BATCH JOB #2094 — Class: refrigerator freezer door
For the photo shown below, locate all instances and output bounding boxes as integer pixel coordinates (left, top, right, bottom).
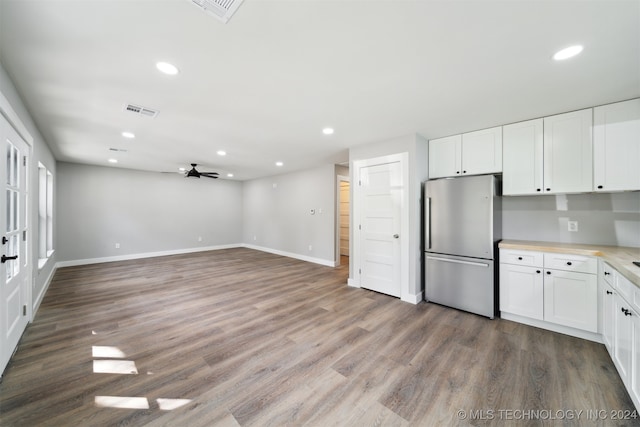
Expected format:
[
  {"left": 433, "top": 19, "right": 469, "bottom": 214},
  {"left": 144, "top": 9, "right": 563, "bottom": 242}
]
[
  {"left": 425, "top": 254, "right": 495, "bottom": 318},
  {"left": 425, "top": 175, "right": 496, "bottom": 259}
]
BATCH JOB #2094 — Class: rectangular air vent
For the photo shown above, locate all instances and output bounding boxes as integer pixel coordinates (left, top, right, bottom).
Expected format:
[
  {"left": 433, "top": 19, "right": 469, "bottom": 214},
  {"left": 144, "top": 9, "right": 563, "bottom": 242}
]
[
  {"left": 124, "top": 103, "right": 159, "bottom": 118},
  {"left": 109, "top": 148, "right": 128, "bottom": 152},
  {"left": 189, "top": 0, "right": 245, "bottom": 23}
]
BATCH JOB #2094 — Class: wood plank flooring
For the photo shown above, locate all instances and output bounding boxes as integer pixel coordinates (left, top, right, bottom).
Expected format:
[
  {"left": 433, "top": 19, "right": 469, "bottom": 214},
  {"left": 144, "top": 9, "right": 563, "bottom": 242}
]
[{"left": 0, "top": 248, "right": 636, "bottom": 426}]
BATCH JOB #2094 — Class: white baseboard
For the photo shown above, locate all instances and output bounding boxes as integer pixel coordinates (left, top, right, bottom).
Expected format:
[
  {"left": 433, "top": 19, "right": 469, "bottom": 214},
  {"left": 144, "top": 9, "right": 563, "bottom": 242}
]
[
  {"left": 401, "top": 291, "right": 423, "bottom": 305},
  {"left": 241, "top": 244, "right": 337, "bottom": 267},
  {"left": 33, "top": 263, "right": 57, "bottom": 317},
  {"left": 56, "top": 243, "right": 338, "bottom": 269},
  {"left": 56, "top": 244, "right": 243, "bottom": 268},
  {"left": 347, "top": 278, "right": 359, "bottom": 288}
]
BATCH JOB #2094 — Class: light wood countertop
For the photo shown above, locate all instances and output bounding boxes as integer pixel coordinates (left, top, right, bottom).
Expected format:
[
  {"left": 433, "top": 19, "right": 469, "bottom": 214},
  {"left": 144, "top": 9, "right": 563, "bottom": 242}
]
[{"left": 499, "top": 240, "right": 640, "bottom": 288}]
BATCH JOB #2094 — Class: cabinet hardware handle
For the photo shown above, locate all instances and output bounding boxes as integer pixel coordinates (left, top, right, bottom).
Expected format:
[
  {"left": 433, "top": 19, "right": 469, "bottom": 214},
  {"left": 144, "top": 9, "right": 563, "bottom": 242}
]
[
  {"left": 518, "top": 257, "right": 523, "bottom": 260},
  {"left": 597, "top": 185, "right": 603, "bottom": 189},
  {"left": 604, "top": 272, "right": 610, "bottom": 276},
  {"left": 566, "top": 261, "right": 572, "bottom": 266},
  {"left": 463, "top": 170, "right": 467, "bottom": 173},
  {"left": 626, "top": 311, "right": 633, "bottom": 317},
  {"left": 456, "top": 171, "right": 460, "bottom": 174},
  {"left": 536, "top": 270, "right": 541, "bottom": 274},
  {"left": 546, "top": 271, "right": 551, "bottom": 275},
  {"left": 536, "top": 188, "right": 541, "bottom": 192},
  {"left": 606, "top": 290, "right": 613, "bottom": 295},
  {"left": 1, "top": 236, "right": 7, "bottom": 245},
  {"left": 546, "top": 188, "right": 551, "bottom": 191}
]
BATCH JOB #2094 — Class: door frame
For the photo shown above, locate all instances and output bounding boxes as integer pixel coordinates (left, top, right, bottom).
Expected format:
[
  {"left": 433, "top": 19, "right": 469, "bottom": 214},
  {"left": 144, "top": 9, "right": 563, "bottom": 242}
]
[
  {"left": 351, "top": 152, "right": 409, "bottom": 300},
  {"left": 335, "top": 174, "right": 349, "bottom": 266}
]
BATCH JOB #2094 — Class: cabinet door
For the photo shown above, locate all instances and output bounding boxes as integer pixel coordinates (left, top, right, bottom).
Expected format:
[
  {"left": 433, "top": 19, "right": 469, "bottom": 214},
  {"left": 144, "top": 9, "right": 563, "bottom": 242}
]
[
  {"left": 500, "top": 263, "right": 543, "bottom": 320},
  {"left": 543, "top": 108, "right": 593, "bottom": 194},
  {"left": 630, "top": 308, "right": 640, "bottom": 410},
  {"left": 543, "top": 269, "right": 597, "bottom": 332},
  {"left": 603, "top": 284, "right": 616, "bottom": 355},
  {"left": 614, "top": 294, "right": 632, "bottom": 386},
  {"left": 428, "top": 135, "right": 461, "bottom": 178},
  {"left": 594, "top": 98, "right": 640, "bottom": 192},
  {"left": 502, "top": 119, "right": 543, "bottom": 195},
  {"left": 461, "top": 126, "right": 502, "bottom": 175}
]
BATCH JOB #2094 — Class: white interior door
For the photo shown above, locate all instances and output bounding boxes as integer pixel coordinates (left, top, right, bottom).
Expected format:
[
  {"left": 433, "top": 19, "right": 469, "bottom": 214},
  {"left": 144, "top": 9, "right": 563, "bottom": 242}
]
[
  {"left": 0, "top": 115, "right": 30, "bottom": 376},
  {"left": 358, "top": 161, "right": 401, "bottom": 297}
]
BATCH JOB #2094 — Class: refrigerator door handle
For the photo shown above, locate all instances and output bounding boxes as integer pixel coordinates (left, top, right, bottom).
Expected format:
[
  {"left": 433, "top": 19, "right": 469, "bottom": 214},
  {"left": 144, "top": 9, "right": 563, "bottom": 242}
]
[
  {"left": 425, "top": 197, "right": 431, "bottom": 250},
  {"left": 426, "top": 255, "right": 490, "bottom": 268}
]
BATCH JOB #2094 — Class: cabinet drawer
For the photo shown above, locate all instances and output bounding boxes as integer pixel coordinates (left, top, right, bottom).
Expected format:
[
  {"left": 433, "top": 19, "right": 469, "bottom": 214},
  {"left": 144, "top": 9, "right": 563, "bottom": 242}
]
[
  {"left": 602, "top": 261, "right": 616, "bottom": 287},
  {"left": 500, "top": 249, "right": 543, "bottom": 267},
  {"left": 543, "top": 253, "right": 597, "bottom": 274},
  {"left": 617, "top": 272, "right": 634, "bottom": 304},
  {"left": 630, "top": 279, "right": 640, "bottom": 316}
]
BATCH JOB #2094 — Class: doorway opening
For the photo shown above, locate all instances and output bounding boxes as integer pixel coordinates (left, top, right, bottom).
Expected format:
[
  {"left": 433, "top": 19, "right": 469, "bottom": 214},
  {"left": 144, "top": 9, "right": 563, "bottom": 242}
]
[{"left": 337, "top": 175, "right": 350, "bottom": 266}]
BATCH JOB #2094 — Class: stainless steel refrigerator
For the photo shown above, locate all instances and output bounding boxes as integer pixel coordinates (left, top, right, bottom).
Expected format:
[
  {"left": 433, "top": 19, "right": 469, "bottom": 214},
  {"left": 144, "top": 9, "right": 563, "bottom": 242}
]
[{"left": 424, "top": 174, "right": 501, "bottom": 318}]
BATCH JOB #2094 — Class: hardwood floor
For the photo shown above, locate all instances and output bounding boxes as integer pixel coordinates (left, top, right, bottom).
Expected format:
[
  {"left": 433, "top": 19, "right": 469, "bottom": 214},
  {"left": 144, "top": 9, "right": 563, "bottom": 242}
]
[{"left": 0, "top": 248, "right": 636, "bottom": 426}]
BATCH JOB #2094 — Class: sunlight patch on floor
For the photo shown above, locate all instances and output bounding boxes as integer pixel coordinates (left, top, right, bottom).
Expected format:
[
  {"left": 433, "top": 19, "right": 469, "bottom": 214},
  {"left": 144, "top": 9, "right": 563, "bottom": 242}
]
[
  {"left": 92, "top": 345, "right": 126, "bottom": 358},
  {"left": 93, "top": 360, "right": 138, "bottom": 374},
  {"left": 95, "top": 396, "right": 149, "bottom": 409},
  {"left": 157, "top": 398, "right": 193, "bottom": 411}
]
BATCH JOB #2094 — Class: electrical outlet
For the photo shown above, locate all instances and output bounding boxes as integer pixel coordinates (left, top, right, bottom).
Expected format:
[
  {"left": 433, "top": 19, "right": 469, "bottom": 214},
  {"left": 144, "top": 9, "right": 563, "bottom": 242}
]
[
  {"left": 568, "top": 221, "right": 578, "bottom": 232},
  {"left": 308, "top": 245, "right": 313, "bottom": 251},
  {"left": 253, "top": 235, "right": 257, "bottom": 241},
  {"left": 115, "top": 243, "right": 120, "bottom": 249},
  {"left": 198, "top": 236, "right": 203, "bottom": 242}
]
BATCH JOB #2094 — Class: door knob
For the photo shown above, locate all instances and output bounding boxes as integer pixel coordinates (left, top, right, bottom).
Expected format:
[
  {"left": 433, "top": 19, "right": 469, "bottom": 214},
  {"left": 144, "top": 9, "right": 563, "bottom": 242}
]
[
  {"left": 1, "top": 254, "right": 18, "bottom": 263},
  {"left": 393, "top": 234, "right": 399, "bottom": 239}
]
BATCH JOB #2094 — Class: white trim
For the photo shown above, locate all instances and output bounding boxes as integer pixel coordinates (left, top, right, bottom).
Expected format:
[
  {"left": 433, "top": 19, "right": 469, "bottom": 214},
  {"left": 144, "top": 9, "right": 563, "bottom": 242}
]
[
  {"left": 242, "top": 244, "right": 337, "bottom": 267},
  {"left": 500, "top": 312, "right": 603, "bottom": 343},
  {"left": 56, "top": 244, "right": 243, "bottom": 268},
  {"left": 352, "top": 152, "right": 410, "bottom": 301},
  {"left": 33, "top": 263, "right": 57, "bottom": 317},
  {"left": 0, "top": 90, "right": 33, "bottom": 146},
  {"left": 55, "top": 243, "right": 337, "bottom": 269},
  {"left": 347, "top": 278, "right": 360, "bottom": 288},
  {"left": 401, "top": 290, "right": 423, "bottom": 305}
]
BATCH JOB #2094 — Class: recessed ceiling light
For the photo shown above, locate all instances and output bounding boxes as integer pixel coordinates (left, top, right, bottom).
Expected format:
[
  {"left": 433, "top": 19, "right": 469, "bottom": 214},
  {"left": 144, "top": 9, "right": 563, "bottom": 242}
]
[
  {"left": 217, "top": 150, "right": 227, "bottom": 156},
  {"left": 553, "top": 45, "right": 583, "bottom": 61},
  {"left": 121, "top": 131, "right": 135, "bottom": 139},
  {"left": 156, "top": 61, "right": 179, "bottom": 75},
  {"left": 227, "top": 173, "right": 234, "bottom": 178},
  {"left": 275, "top": 161, "right": 283, "bottom": 167},
  {"left": 322, "top": 127, "right": 334, "bottom": 135},
  {"left": 108, "top": 158, "right": 118, "bottom": 164}
]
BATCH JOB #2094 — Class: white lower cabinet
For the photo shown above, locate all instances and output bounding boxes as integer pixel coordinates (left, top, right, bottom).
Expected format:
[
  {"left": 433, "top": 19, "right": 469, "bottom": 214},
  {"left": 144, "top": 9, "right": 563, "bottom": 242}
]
[
  {"left": 500, "top": 249, "right": 597, "bottom": 334},
  {"left": 543, "top": 269, "right": 597, "bottom": 332},
  {"left": 601, "top": 261, "right": 640, "bottom": 410}
]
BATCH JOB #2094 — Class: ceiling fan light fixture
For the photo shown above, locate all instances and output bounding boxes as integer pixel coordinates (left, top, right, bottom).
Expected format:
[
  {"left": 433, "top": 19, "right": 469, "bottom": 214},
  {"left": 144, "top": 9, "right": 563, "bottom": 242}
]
[
  {"left": 121, "top": 131, "right": 135, "bottom": 139},
  {"left": 275, "top": 161, "right": 283, "bottom": 167},
  {"left": 322, "top": 127, "right": 334, "bottom": 135},
  {"left": 217, "top": 150, "right": 226, "bottom": 156}
]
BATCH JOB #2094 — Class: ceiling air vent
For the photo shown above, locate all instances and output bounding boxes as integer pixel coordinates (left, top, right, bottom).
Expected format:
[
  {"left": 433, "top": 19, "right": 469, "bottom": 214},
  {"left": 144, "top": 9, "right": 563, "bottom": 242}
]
[
  {"left": 188, "top": 0, "right": 245, "bottom": 24},
  {"left": 124, "top": 103, "right": 159, "bottom": 118}
]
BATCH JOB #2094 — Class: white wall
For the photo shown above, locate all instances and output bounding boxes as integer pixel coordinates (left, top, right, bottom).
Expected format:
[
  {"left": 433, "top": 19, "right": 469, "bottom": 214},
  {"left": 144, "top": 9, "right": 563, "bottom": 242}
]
[
  {"left": 503, "top": 192, "right": 640, "bottom": 247},
  {"left": 349, "top": 133, "right": 429, "bottom": 302},
  {"left": 242, "top": 164, "right": 336, "bottom": 266},
  {"left": 0, "top": 62, "right": 57, "bottom": 312},
  {"left": 56, "top": 162, "right": 243, "bottom": 263}
]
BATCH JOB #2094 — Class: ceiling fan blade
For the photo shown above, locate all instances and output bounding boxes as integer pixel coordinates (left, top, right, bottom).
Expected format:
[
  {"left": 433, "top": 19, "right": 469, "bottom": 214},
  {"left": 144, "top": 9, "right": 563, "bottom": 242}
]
[
  {"left": 200, "top": 172, "right": 219, "bottom": 176},
  {"left": 202, "top": 174, "right": 218, "bottom": 179}
]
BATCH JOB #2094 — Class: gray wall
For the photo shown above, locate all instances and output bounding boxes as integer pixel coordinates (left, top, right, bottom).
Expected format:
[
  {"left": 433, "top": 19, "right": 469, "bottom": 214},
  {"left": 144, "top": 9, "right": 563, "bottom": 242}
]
[
  {"left": 503, "top": 192, "right": 640, "bottom": 247},
  {"left": 242, "top": 164, "right": 336, "bottom": 264},
  {"left": 0, "top": 62, "right": 57, "bottom": 310},
  {"left": 56, "top": 162, "right": 243, "bottom": 262}
]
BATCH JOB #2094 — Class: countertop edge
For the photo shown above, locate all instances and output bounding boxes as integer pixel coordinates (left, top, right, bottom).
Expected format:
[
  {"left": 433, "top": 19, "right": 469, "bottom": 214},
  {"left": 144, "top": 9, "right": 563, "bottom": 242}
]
[{"left": 499, "top": 240, "right": 640, "bottom": 288}]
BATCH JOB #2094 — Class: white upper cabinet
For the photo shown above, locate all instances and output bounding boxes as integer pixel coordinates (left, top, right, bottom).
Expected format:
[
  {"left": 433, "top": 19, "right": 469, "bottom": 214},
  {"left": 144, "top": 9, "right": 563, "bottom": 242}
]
[
  {"left": 543, "top": 108, "right": 593, "bottom": 194},
  {"left": 503, "top": 118, "right": 544, "bottom": 195},
  {"left": 461, "top": 127, "right": 503, "bottom": 175},
  {"left": 428, "top": 134, "right": 461, "bottom": 178},
  {"left": 428, "top": 127, "right": 502, "bottom": 179},
  {"left": 593, "top": 98, "right": 640, "bottom": 192}
]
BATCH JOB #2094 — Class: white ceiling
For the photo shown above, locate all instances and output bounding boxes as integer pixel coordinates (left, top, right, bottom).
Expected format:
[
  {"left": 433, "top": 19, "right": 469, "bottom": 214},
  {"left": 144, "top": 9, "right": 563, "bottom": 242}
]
[{"left": 0, "top": 0, "right": 638, "bottom": 181}]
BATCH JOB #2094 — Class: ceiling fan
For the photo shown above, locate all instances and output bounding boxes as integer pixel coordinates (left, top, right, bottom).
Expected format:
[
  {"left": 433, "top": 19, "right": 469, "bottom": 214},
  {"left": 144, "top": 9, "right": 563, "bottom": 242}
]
[{"left": 185, "top": 163, "right": 219, "bottom": 179}]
